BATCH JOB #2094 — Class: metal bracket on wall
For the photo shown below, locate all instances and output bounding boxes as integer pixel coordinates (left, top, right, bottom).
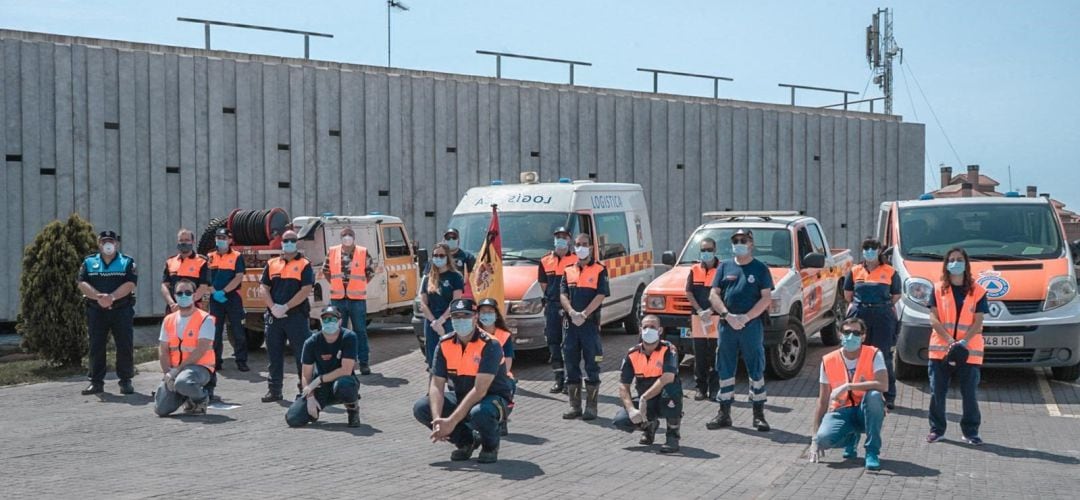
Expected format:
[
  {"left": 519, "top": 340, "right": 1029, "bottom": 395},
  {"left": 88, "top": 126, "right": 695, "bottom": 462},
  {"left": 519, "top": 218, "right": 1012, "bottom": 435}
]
[
  {"left": 177, "top": 17, "right": 333, "bottom": 59},
  {"left": 476, "top": 50, "right": 591, "bottom": 85},
  {"left": 636, "top": 68, "right": 733, "bottom": 98}
]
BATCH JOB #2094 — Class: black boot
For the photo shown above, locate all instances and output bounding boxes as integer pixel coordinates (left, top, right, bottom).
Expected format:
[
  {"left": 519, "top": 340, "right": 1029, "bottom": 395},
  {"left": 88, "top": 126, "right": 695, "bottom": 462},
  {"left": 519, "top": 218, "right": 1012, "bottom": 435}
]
[
  {"left": 639, "top": 420, "right": 659, "bottom": 445},
  {"left": 752, "top": 402, "right": 770, "bottom": 432},
  {"left": 346, "top": 405, "right": 360, "bottom": 427},
  {"left": 499, "top": 420, "right": 509, "bottom": 436},
  {"left": 549, "top": 370, "right": 566, "bottom": 394},
  {"left": 706, "top": 402, "right": 732, "bottom": 429},
  {"left": 477, "top": 445, "right": 499, "bottom": 464},
  {"left": 450, "top": 440, "right": 479, "bottom": 461},
  {"left": 582, "top": 383, "right": 599, "bottom": 421},
  {"left": 81, "top": 383, "right": 104, "bottom": 395},
  {"left": 660, "top": 419, "right": 681, "bottom": 453},
  {"left": 562, "top": 384, "right": 583, "bottom": 419}
]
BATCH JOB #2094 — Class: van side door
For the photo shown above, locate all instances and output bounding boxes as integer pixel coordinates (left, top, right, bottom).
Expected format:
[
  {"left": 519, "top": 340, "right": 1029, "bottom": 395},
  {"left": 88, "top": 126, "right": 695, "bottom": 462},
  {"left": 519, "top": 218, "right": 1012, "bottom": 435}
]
[{"left": 381, "top": 223, "right": 417, "bottom": 309}]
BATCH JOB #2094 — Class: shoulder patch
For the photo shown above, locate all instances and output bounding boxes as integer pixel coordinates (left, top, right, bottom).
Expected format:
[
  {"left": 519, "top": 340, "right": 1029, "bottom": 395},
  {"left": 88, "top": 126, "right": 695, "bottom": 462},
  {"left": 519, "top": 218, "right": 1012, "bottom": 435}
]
[
  {"left": 438, "top": 332, "right": 457, "bottom": 342},
  {"left": 627, "top": 344, "right": 643, "bottom": 353}
]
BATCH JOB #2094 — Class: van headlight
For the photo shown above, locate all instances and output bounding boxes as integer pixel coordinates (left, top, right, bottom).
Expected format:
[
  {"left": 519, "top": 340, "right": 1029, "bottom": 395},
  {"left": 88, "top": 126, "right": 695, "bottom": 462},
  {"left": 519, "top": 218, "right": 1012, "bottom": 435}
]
[
  {"left": 646, "top": 295, "right": 666, "bottom": 310},
  {"left": 904, "top": 278, "right": 934, "bottom": 308},
  {"left": 508, "top": 298, "right": 544, "bottom": 315},
  {"left": 1045, "top": 276, "right": 1078, "bottom": 311},
  {"left": 413, "top": 297, "right": 422, "bottom": 318},
  {"left": 769, "top": 300, "right": 782, "bottom": 315}
]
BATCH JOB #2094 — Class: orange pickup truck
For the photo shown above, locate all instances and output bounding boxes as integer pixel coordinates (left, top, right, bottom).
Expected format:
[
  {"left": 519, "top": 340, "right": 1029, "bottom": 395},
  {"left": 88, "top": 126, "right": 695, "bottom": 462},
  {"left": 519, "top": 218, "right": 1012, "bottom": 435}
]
[{"left": 642, "top": 212, "right": 853, "bottom": 379}]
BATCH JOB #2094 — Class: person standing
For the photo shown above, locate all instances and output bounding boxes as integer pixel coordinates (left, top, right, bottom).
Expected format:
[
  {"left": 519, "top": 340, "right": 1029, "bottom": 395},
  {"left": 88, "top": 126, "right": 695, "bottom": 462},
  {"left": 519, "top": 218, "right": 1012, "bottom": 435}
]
[
  {"left": 926, "top": 248, "right": 988, "bottom": 446},
  {"left": 77, "top": 230, "right": 138, "bottom": 395},
  {"left": 160, "top": 228, "right": 210, "bottom": 313},
  {"left": 613, "top": 315, "right": 683, "bottom": 453},
  {"left": 560, "top": 233, "right": 609, "bottom": 421},
  {"left": 323, "top": 226, "right": 374, "bottom": 375},
  {"left": 706, "top": 229, "right": 774, "bottom": 432},
  {"left": 419, "top": 242, "right": 464, "bottom": 369},
  {"left": 443, "top": 228, "right": 476, "bottom": 297},
  {"left": 808, "top": 318, "right": 888, "bottom": 471},
  {"left": 208, "top": 228, "right": 248, "bottom": 372},
  {"left": 154, "top": 279, "right": 216, "bottom": 417},
  {"left": 843, "top": 238, "right": 901, "bottom": 408},
  {"left": 686, "top": 237, "right": 720, "bottom": 401},
  {"left": 259, "top": 229, "right": 315, "bottom": 402},
  {"left": 286, "top": 306, "right": 361, "bottom": 428},
  {"left": 538, "top": 226, "right": 577, "bottom": 394}
]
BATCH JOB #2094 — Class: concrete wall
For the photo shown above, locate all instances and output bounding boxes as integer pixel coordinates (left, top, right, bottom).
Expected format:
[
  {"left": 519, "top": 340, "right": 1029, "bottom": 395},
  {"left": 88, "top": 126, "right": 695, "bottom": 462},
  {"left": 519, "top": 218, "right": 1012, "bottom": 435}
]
[{"left": 0, "top": 30, "right": 925, "bottom": 320}]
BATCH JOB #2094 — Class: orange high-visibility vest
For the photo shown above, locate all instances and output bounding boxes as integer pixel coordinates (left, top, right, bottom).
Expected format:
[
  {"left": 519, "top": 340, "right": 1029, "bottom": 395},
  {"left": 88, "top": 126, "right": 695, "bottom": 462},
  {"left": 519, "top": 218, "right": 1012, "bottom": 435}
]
[
  {"left": 541, "top": 252, "right": 578, "bottom": 277},
  {"left": 930, "top": 282, "right": 986, "bottom": 365},
  {"left": 628, "top": 342, "right": 672, "bottom": 379},
  {"left": 851, "top": 264, "right": 896, "bottom": 287},
  {"left": 266, "top": 255, "right": 310, "bottom": 280},
  {"left": 440, "top": 334, "right": 495, "bottom": 377},
  {"left": 690, "top": 263, "right": 719, "bottom": 338},
  {"left": 564, "top": 262, "right": 605, "bottom": 290},
  {"left": 209, "top": 250, "right": 240, "bottom": 271},
  {"left": 166, "top": 254, "right": 207, "bottom": 281},
  {"left": 327, "top": 245, "right": 368, "bottom": 300},
  {"left": 492, "top": 327, "right": 514, "bottom": 378},
  {"left": 163, "top": 308, "right": 216, "bottom": 372},
  {"left": 822, "top": 345, "right": 881, "bottom": 410}
]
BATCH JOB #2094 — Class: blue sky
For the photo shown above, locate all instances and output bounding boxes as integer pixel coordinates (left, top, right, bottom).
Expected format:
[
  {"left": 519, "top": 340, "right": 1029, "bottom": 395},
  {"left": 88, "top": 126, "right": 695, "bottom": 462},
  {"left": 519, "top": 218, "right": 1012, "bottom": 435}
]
[{"left": 3, "top": 0, "right": 1078, "bottom": 208}]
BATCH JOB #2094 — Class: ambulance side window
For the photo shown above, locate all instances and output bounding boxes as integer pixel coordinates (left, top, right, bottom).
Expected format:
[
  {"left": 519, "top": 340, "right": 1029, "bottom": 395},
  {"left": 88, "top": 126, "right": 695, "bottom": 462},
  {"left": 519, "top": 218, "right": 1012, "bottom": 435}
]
[
  {"left": 382, "top": 226, "right": 410, "bottom": 258},
  {"left": 595, "top": 213, "right": 630, "bottom": 259}
]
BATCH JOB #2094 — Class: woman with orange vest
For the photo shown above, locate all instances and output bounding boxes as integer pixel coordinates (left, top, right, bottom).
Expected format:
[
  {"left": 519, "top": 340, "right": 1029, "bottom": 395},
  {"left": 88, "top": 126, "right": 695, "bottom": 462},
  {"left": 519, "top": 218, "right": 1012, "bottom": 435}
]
[
  {"left": 685, "top": 237, "right": 720, "bottom": 401},
  {"left": 322, "top": 226, "right": 375, "bottom": 375},
  {"left": 477, "top": 298, "right": 516, "bottom": 436},
  {"left": 808, "top": 317, "right": 887, "bottom": 471},
  {"left": 926, "top": 247, "right": 988, "bottom": 446},
  {"left": 154, "top": 279, "right": 217, "bottom": 417},
  {"left": 612, "top": 315, "right": 683, "bottom": 453},
  {"left": 843, "top": 238, "right": 902, "bottom": 408}
]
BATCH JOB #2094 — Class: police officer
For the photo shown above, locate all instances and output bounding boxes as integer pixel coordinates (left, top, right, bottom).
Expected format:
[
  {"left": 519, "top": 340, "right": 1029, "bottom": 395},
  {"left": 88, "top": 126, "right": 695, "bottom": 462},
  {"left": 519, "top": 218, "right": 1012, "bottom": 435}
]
[
  {"left": 154, "top": 279, "right": 216, "bottom": 417},
  {"left": 843, "top": 238, "right": 901, "bottom": 408},
  {"left": 77, "top": 230, "right": 138, "bottom": 395},
  {"left": 322, "top": 226, "right": 374, "bottom": 375},
  {"left": 560, "top": 233, "right": 609, "bottom": 421},
  {"left": 208, "top": 228, "right": 248, "bottom": 372},
  {"left": 286, "top": 306, "right": 361, "bottom": 428},
  {"left": 443, "top": 228, "right": 476, "bottom": 296},
  {"left": 686, "top": 237, "right": 720, "bottom": 401},
  {"left": 808, "top": 318, "right": 888, "bottom": 471},
  {"left": 706, "top": 228, "right": 774, "bottom": 432},
  {"left": 160, "top": 228, "right": 210, "bottom": 312},
  {"left": 613, "top": 315, "right": 683, "bottom": 454},
  {"left": 413, "top": 299, "right": 515, "bottom": 464},
  {"left": 259, "top": 229, "right": 315, "bottom": 402},
  {"left": 537, "top": 226, "right": 577, "bottom": 394}
]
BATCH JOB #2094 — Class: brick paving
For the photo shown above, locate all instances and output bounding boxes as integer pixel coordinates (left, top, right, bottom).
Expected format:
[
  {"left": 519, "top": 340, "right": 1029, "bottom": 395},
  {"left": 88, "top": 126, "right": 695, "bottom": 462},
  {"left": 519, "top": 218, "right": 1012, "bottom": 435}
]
[{"left": 1, "top": 325, "right": 1078, "bottom": 499}]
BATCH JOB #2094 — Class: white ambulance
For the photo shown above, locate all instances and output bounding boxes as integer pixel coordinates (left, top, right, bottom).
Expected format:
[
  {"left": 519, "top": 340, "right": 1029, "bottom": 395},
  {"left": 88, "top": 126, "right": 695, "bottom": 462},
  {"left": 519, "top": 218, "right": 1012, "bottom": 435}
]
[{"left": 413, "top": 173, "right": 656, "bottom": 351}]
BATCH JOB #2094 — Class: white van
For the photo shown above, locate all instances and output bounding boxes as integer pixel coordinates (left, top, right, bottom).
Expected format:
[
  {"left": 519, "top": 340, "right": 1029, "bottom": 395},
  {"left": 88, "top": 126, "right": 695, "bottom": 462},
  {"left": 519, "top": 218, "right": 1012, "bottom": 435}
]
[{"left": 413, "top": 174, "right": 656, "bottom": 350}]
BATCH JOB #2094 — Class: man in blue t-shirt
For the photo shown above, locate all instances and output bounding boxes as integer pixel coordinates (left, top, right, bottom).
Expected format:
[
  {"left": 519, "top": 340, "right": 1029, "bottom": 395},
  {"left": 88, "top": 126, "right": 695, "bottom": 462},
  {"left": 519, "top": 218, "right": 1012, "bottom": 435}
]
[
  {"left": 707, "top": 228, "right": 775, "bottom": 432},
  {"left": 286, "top": 306, "right": 361, "bottom": 428}
]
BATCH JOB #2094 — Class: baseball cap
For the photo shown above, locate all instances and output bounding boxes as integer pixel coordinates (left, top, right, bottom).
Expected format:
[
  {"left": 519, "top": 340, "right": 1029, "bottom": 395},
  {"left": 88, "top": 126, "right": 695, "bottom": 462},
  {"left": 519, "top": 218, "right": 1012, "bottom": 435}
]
[
  {"left": 731, "top": 228, "right": 754, "bottom": 241},
  {"left": 450, "top": 298, "right": 476, "bottom": 316},
  {"left": 98, "top": 230, "right": 120, "bottom": 242}
]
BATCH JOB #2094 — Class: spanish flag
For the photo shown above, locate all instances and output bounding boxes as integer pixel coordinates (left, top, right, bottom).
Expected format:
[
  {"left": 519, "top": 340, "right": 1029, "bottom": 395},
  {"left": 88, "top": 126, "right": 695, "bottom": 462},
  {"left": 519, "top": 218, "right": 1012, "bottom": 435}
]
[{"left": 470, "top": 205, "right": 505, "bottom": 315}]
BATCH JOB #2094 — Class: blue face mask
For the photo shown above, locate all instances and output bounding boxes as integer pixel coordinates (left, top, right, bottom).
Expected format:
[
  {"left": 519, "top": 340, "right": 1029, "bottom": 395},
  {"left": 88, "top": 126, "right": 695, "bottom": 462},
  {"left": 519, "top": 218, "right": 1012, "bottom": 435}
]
[
  {"left": 216, "top": 239, "right": 229, "bottom": 251},
  {"left": 281, "top": 241, "right": 298, "bottom": 253},
  {"left": 452, "top": 318, "right": 475, "bottom": 338},
  {"left": 947, "top": 260, "right": 966, "bottom": 276},
  {"left": 841, "top": 333, "right": 863, "bottom": 352},
  {"left": 732, "top": 244, "right": 750, "bottom": 257},
  {"left": 862, "top": 249, "right": 878, "bottom": 261},
  {"left": 554, "top": 238, "right": 569, "bottom": 249},
  {"left": 431, "top": 256, "right": 447, "bottom": 268},
  {"left": 700, "top": 250, "right": 715, "bottom": 262},
  {"left": 446, "top": 239, "right": 459, "bottom": 251},
  {"left": 176, "top": 293, "right": 194, "bottom": 308},
  {"left": 479, "top": 312, "right": 497, "bottom": 327},
  {"left": 321, "top": 319, "right": 339, "bottom": 335}
]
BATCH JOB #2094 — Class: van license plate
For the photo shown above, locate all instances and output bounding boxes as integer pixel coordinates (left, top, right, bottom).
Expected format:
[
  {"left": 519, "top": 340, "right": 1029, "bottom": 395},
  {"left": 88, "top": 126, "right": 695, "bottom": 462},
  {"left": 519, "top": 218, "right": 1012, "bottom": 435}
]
[
  {"left": 679, "top": 327, "right": 691, "bottom": 338},
  {"left": 984, "top": 335, "right": 1024, "bottom": 348}
]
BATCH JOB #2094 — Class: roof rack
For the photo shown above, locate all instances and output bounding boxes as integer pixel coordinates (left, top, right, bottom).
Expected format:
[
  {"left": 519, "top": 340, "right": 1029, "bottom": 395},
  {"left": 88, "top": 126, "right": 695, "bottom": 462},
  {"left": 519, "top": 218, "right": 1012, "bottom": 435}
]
[{"left": 702, "top": 210, "right": 802, "bottom": 222}]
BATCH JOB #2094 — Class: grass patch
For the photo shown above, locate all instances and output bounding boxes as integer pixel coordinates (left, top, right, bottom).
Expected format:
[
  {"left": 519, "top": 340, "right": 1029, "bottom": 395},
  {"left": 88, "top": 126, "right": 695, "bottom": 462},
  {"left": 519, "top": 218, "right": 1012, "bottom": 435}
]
[{"left": 0, "top": 346, "right": 159, "bottom": 387}]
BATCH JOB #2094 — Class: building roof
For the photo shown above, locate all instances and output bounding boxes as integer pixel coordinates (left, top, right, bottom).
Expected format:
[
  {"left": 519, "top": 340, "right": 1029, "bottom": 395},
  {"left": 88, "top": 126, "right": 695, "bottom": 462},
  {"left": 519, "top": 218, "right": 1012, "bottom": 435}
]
[
  {"left": 949, "top": 173, "right": 1000, "bottom": 187},
  {"left": 930, "top": 184, "right": 1003, "bottom": 197}
]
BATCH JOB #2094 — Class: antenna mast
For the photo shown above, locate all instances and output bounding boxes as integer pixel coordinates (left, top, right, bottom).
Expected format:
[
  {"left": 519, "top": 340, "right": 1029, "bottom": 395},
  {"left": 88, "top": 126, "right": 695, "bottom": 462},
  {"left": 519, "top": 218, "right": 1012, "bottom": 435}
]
[{"left": 866, "top": 8, "right": 902, "bottom": 114}]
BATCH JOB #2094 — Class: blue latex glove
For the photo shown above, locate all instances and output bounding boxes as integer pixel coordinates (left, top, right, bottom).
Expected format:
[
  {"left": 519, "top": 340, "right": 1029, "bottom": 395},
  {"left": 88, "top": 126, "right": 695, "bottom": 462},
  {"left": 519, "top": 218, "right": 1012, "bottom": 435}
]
[{"left": 212, "top": 290, "right": 227, "bottom": 303}]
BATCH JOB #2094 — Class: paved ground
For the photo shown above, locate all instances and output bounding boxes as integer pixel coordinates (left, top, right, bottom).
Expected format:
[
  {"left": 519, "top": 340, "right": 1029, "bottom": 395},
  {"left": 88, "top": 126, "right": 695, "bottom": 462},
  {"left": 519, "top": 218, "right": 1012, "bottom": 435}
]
[{"left": 1, "top": 324, "right": 1079, "bottom": 499}]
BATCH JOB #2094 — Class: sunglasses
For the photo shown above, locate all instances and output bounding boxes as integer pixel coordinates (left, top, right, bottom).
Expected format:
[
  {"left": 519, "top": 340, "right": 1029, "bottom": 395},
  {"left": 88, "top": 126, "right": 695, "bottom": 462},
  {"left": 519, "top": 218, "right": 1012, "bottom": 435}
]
[
  {"left": 176, "top": 290, "right": 194, "bottom": 297},
  {"left": 444, "top": 236, "right": 459, "bottom": 240},
  {"left": 700, "top": 248, "right": 715, "bottom": 253},
  {"left": 841, "top": 329, "right": 862, "bottom": 335},
  {"left": 862, "top": 245, "right": 878, "bottom": 250},
  {"left": 433, "top": 253, "right": 448, "bottom": 258},
  {"left": 282, "top": 238, "right": 298, "bottom": 243},
  {"left": 732, "top": 238, "right": 750, "bottom": 244}
]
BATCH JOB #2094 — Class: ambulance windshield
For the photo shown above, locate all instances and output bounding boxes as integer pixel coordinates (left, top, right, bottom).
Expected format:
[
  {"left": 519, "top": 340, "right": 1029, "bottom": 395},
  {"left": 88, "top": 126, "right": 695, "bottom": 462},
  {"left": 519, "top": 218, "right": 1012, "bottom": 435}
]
[
  {"left": 679, "top": 228, "right": 793, "bottom": 267},
  {"left": 898, "top": 203, "right": 1064, "bottom": 261},
  {"left": 449, "top": 212, "right": 575, "bottom": 264}
]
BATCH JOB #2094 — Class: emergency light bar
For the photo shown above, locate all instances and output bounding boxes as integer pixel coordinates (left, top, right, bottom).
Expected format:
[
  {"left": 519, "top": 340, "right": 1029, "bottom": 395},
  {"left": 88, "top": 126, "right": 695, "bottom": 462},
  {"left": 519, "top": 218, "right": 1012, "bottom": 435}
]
[{"left": 702, "top": 210, "right": 802, "bottom": 221}]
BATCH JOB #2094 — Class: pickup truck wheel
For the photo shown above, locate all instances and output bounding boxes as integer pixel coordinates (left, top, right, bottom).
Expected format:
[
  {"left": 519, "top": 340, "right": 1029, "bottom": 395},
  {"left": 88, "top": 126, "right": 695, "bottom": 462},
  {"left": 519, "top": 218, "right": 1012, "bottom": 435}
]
[
  {"left": 1052, "top": 362, "right": 1080, "bottom": 382},
  {"left": 244, "top": 328, "right": 265, "bottom": 351},
  {"left": 893, "top": 350, "right": 923, "bottom": 381},
  {"left": 766, "top": 320, "right": 806, "bottom": 380},
  {"left": 623, "top": 286, "right": 645, "bottom": 335},
  {"left": 818, "top": 288, "right": 846, "bottom": 346}
]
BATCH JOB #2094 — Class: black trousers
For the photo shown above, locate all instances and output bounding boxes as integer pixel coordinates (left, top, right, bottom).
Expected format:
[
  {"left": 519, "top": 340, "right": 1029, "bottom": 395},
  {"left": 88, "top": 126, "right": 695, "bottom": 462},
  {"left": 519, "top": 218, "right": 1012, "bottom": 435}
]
[
  {"left": 86, "top": 305, "right": 135, "bottom": 385},
  {"left": 692, "top": 337, "right": 719, "bottom": 396}
]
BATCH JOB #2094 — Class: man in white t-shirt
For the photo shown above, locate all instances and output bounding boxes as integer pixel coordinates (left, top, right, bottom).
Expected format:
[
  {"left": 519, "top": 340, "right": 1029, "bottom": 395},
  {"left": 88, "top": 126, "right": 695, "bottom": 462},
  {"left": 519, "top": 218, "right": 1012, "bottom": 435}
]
[
  {"left": 808, "top": 318, "right": 888, "bottom": 471},
  {"left": 154, "top": 279, "right": 217, "bottom": 416}
]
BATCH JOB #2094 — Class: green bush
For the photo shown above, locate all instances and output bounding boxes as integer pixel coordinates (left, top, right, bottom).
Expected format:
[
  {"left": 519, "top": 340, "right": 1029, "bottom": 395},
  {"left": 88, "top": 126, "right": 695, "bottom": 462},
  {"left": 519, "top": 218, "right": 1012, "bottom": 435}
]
[{"left": 17, "top": 214, "right": 97, "bottom": 367}]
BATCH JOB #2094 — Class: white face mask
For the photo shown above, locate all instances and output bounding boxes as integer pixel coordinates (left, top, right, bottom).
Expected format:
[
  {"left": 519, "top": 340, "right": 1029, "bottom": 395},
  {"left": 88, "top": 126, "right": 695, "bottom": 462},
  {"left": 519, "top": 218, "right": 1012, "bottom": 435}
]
[
  {"left": 341, "top": 236, "right": 354, "bottom": 246},
  {"left": 101, "top": 243, "right": 116, "bottom": 256},
  {"left": 641, "top": 327, "right": 661, "bottom": 344},
  {"left": 574, "top": 246, "right": 591, "bottom": 260}
]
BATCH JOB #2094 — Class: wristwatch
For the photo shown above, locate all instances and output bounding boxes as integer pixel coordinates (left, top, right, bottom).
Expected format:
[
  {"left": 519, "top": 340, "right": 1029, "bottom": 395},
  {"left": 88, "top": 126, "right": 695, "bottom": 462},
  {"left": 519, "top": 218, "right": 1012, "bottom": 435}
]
[{"left": 718, "top": 311, "right": 729, "bottom": 320}]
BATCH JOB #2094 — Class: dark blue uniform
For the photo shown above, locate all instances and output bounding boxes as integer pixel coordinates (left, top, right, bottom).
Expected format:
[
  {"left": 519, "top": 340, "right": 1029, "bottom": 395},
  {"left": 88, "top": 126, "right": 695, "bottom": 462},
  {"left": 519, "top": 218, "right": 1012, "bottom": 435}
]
[
  {"left": 79, "top": 253, "right": 138, "bottom": 386},
  {"left": 538, "top": 251, "right": 578, "bottom": 372},
  {"left": 285, "top": 330, "right": 360, "bottom": 427},
  {"left": 420, "top": 271, "right": 465, "bottom": 368},
  {"left": 260, "top": 254, "right": 315, "bottom": 395},
  {"left": 711, "top": 258, "right": 774, "bottom": 404},
  {"left": 209, "top": 250, "right": 247, "bottom": 366},
  {"left": 613, "top": 341, "right": 683, "bottom": 431},
  {"left": 844, "top": 263, "right": 902, "bottom": 402},
  {"left": 560, "top": 262, "right": 610, "bottom": 385}
]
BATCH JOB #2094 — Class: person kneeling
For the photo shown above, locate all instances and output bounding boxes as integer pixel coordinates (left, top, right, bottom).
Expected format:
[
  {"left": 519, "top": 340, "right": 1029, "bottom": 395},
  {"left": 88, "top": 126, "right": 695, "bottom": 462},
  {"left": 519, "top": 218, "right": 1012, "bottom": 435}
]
[
  {"left": 612, "top": 315, "right": 683, "bottom": 453},
  {"left": 808, "top": 318, "right": 888, "bottom": 470},
  {"left": 154, "top": 279, "right": 216, "bottom": 417},
  {"left": 413, "top": 299, "right": 515, "bottom": 464},
  {"left": 286, "top": 306, "right": 361, "bottom": 428}
]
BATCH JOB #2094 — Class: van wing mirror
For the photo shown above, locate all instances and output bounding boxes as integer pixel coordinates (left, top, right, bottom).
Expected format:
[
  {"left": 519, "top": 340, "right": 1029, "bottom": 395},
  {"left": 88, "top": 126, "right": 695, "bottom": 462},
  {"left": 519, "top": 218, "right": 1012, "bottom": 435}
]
[
  {"left": 1071, "top": 240, "right": 1080, "bottom": 258},
  {"left": 883, "top": 246, "right": 895, "bottom": 259},
  {"left": 803, "top": 252, "right": 826, "bottom": 269},
  {"left": 661, "top": 251, "right": 676, "bottom": 266},
  {"left": 416, "top": 247, "right": 429, "bottom": 273}
]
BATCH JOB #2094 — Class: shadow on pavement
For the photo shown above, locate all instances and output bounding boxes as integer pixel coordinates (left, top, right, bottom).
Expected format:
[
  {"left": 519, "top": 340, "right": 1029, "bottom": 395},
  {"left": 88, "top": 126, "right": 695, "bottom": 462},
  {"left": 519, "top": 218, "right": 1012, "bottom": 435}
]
[
  {"left": 501, "top": 433, "right": 549, "bottom": 446},
  {"left": 731, "top": 400, "right": 794, "bottom": 414},
  {"left": 360, "top": 373, "right": 410, "bottom": 388},
  {"left": 942, "top": 440, "right": 1080, "bottom": 465},
  {"left": 307, "top": 422, "right": 382, "bottom": 437},
  {"left": 622, "top": 445, "right": 721, "bottom": 459},
  {"left": 171, "top": 414, "right": 236, "bottom": 424},
  {"left": 513, "top": 387, "right": 563, "bottom": 402},
  {"left": 96, "top": 393, "right": 153, "bottom": 406},
  {"left": 876, "top": 459, "right": 941, "bottom": 477},
  {"left": 729, "top": 426, "right": 809, "bottom": 444},
  {"left": 431, "top": 459, "right": 544, "bottom": 481}
]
